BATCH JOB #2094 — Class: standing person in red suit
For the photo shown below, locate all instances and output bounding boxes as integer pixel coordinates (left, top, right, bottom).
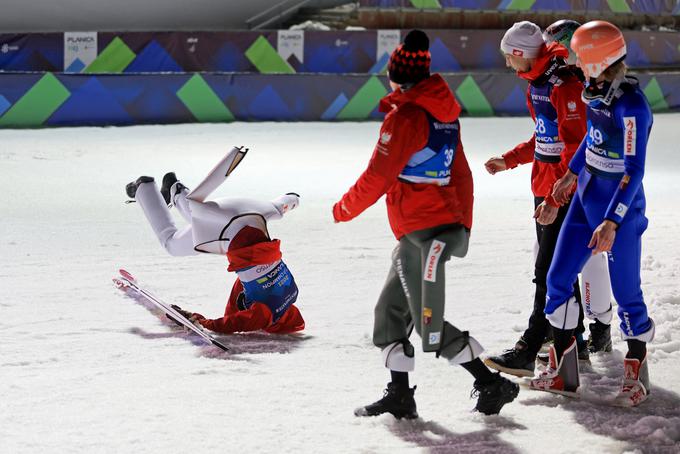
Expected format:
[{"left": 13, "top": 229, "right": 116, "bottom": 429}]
[
  {"left": 483, "top": 21, "right": 590, "bottom": 378},
  {"left": 333, "top": 30, "right": 518, "bottom": 419}
]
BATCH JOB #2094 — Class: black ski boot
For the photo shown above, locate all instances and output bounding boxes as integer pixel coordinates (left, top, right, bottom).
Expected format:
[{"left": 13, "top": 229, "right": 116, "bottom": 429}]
[
  {"left": 483, "top": 339, "right": 535, "bottom": 377},
  {"left": 160, "top": 172, "right": 187, "bottom": 205},
  {"left": 354, "top": 382, "right": 418, "bottom": 419},
  {"left": 576, "top": 332, "right": 590, "bottom": 362},
  {"left": 471, "top": 373, "right": 519, "bottom": 415},
  {"left": 588, "top": 320, "right": 613, "bottom": 353},
  {"left": 125, "top": 176, "right": 154, "bottom": 199}
]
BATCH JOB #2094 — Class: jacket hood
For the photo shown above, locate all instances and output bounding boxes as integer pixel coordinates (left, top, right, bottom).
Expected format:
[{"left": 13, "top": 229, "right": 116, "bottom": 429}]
[
  {"left": 379, "top": 74, "right": 461, "bottom": 123},
  {"left": 518, "top": 42, "right": 569, "bottom": 82}
]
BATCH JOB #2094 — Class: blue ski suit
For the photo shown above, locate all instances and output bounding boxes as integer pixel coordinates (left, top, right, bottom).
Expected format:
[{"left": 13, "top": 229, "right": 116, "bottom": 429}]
[{"left": 545, "top": 77, "right": 655, "bottom": 342}]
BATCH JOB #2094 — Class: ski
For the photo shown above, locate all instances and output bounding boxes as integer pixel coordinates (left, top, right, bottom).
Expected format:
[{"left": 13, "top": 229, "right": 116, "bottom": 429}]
[{"left": 113, "top": 269, "right": 229, "bottom": 351}]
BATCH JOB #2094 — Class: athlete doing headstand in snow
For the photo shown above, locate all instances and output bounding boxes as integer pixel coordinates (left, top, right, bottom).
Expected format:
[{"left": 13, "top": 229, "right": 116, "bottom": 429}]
[{"left": 125, "top": 147, "right": 305, "bottom": 335}]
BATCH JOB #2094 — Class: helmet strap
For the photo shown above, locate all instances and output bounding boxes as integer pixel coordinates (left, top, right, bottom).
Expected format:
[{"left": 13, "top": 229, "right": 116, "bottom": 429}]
[{"left": 582, "top": 73, "right": 624, "bottom": 106}]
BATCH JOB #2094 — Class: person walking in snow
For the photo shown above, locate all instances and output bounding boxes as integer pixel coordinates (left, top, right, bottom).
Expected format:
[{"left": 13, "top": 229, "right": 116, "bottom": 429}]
[
  {"left": 542, "top": 19, "right": 615, "bottom": 357},
  {"left": 333, "top": 30, "right": 518, "bottom": 418},
  {"left": 483, "top": 21, "right": 596, "bottom": 378},
  {"left": 125, "top": 147, "right": 305, "bottom": 335},
  {"left": 530, "top": 21, "right": 654, "bottom": 406}
]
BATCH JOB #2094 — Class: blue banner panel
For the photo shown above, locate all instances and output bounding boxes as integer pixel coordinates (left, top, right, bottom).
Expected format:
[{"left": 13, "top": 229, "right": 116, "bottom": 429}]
[
  {"left": 2, "top": 30, "right": 679, "bottom": 73},
  {"left": 0, "top": 71, "right": 678, "bottom": 127}
]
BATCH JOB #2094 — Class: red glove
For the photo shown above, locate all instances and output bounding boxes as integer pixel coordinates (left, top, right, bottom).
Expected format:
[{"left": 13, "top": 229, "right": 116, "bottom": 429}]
[{"left": 332, "top": 201, "right": 351, "bottom": 223}]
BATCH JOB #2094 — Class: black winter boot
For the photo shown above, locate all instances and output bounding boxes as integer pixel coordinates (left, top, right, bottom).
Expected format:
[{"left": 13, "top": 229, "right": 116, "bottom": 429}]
[
  {"left": 354, "top": 382, "right": 418, "bottom": 419},
  {"left": 125, "top": 176, "right": 154, "bottom": 199},
  {"left": 160, "top": 172, "right": 186, "bottom": 205},
  {"left": 588, "top": 320, "right": 613, "bottom": 353},
  {"left": 483, "top": 339, "right": 535, "bottom": 377},
  {"left": 471, "top": 373, "right": 519, "bottom": 415}
]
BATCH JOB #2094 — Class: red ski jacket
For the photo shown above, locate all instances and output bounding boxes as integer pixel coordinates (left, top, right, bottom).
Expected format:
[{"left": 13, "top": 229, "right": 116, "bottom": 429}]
[
  {"left": 502, "top": 43, "right": 586, "bottom": 206},
  {"left": 333, "top": 74, "right": 473, "bottom": 238},
  {"left": 193, "top": 239, "right": 305, "bottom": 334}
]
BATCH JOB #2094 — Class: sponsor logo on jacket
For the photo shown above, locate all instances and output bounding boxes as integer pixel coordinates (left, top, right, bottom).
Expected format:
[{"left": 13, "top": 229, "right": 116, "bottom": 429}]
[
  {"left": 424, "top": 240, "right": 445, "bottom": 282},
  {"left": 623, "top": 117, "right": 636, "bottom": 156}
]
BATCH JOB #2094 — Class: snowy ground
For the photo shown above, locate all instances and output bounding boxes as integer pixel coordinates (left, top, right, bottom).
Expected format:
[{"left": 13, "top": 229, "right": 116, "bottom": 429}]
[{"left": 2, "top": 116, "right": 680, "bottom": 454}]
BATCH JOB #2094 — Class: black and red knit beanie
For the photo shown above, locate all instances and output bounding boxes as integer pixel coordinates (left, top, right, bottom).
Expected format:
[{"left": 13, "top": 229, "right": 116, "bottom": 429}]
[{"left": 388, "top": 29, "right": 431, "bottom": 85}]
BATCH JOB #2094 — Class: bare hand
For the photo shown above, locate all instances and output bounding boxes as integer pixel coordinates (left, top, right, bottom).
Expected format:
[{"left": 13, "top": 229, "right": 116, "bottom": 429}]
[
  {"left": 552, "top": 171, "right": 577, "bottom": 205},
  {"left": 534, "top": 202, "right": 558, "bottom": 225},
  {"left": 588, "top": 220, "right": 617, "bottom": 254},
  {"left": 484, "top": 157, "right": 507, "bottom": 175}
]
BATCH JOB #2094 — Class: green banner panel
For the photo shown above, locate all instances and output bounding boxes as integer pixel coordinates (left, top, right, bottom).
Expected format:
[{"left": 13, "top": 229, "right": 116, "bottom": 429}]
[
  {"left": 0, "top": 74, "right": 70, "bottom": 127},
  {"left": 177, "top": 74, "right": 235, "bottom": 122},
  {"left": 245, "top": 36, "right": 295, "bottom": 74},
  {"left": 455, "top": 76, "right": 494, "bottom": 117},
  {"left": 337, "top": 76, "right": 388, "bottom": 120},
  {"left": 85, "top": 37, "right": 136, "bottom": 73}
]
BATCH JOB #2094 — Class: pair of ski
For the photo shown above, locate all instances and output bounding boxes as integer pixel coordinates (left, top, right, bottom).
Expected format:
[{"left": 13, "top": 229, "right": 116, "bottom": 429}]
[{"left": 113, "top": 269, "right": 229, "bottom": 351}]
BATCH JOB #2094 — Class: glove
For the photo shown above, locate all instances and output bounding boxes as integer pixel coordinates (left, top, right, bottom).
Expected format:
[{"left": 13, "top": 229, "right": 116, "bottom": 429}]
[
  {"left": 191, "top": 312, "right": 207, "bottom": 322},
  {"left": 170, "top": 304, "right": 194, "bottom": 320},
  {"left": 272, "top": 193, "right": 300, "bottom": 215},
  {"left": 332, "top": 201, "right": 351, "bottom": 223}
]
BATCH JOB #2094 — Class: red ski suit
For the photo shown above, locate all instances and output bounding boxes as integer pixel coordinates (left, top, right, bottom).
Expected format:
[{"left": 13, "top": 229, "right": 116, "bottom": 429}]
[
  {"left": 193, "top": 239, "right": 305, "bottom": 334},
  {"left": 333, "top": 74, "right": 473, "bottom": 238},
  {"left": 502, "top": 43, "right": 586, "bottom": 206}
]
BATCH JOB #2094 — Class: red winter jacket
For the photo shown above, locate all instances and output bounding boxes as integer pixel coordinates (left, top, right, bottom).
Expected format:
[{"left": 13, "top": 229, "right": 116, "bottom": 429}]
[
  {"left": 502, "top": 43, "right": 586, "bottom": 207},
  {"left": 333, "top": 74, "right": 473, "bottom": 239},
  {"left": 193, "top": 238, "right": 305, "bottom": 334}
]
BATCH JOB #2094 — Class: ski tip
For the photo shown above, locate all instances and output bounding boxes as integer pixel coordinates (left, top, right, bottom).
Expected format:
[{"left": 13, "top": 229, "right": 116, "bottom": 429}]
[
  {"left": 211, "top": 339, "right": 229, "bottom": 352},
  {"left": 119, "top": 269, "right": 135, "bottom": 281},
  {"left": 112, "top": 278, "right": 127, "bottom": 289}
]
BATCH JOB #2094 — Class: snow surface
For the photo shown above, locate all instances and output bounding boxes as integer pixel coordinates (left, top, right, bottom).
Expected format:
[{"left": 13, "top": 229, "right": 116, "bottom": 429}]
[{"left": 2, "top": 116, "right": 680, "bottom": 454}]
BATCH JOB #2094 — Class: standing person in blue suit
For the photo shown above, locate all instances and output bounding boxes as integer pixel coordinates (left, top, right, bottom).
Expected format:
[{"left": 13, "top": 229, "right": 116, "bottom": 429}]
[{"left": 530, "top": 21, "right": 655, "bottom": 407}]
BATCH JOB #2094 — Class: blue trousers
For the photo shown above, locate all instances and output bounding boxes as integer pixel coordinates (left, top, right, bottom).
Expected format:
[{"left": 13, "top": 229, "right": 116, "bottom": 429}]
[{"left": 545, "top": 177, "right": 653, "bottom": 341}]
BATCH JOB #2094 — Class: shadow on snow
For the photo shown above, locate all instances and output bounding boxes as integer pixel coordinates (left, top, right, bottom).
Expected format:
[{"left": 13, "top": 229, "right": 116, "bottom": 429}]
[
  {"left": 521, "top": 351, "right": 680, "bottom": 454},
  {"left": 388, "top": 416, "right": 526, "bottom": 454},
  {"left": 117, "top": 286, "right": 309, "bottom": 359}
]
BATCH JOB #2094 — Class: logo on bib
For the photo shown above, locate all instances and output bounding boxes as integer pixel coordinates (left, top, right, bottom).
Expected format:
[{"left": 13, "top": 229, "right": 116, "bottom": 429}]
[{"left": 429, "top": 332, "right": 441, "bottom": 345}]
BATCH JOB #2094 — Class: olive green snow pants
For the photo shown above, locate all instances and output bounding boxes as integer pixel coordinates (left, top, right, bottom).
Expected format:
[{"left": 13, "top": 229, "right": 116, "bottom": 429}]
[{"left": 373, "top": 223, "right": 473, "bottom": 360}]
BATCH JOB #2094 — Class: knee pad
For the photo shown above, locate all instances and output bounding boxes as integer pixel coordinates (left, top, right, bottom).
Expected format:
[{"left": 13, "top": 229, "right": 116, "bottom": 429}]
[
  {"left": 546, "top": 297, "right": 580, "bottom": 331},
  {"left": 435, "top": 322, "right": 484, "bottom": 363},
  {"left": 382, "top": 340, "right": 415, "bottom": 372},
  {"left": 448, "top": 336, "right": 484, "bottom": 365}
]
